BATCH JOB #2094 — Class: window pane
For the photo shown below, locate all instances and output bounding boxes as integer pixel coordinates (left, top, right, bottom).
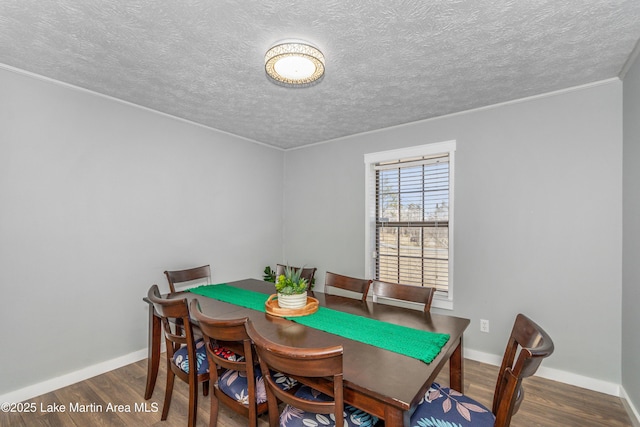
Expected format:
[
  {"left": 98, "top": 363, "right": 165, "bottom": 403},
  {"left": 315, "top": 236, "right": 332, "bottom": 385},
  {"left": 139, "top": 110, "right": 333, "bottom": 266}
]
[
  {"left": 378, "top": 169, "right": 399, "bottom": 221},
  {"left": 400, "top": 195, "right": 423, "bottom": 222},
  {"left": 424, "top": 225, "right": 448, "bottom": 252},
  {"left": 398, "top": 227, "right": 422, "bottom": 258},
  {"left": 378, "top": 169, "right": 399, "bottom": 192},
  {"left": 424, "top": 163, "right": 449, "bottom": 221},
  {"left": 399, "top": 166, "right": 423, "bottom": 193},
  {"left": 377, "top": 226, "right": 398, "bottom": 256},
  {"left": 424, "top": 225, "right": 448, "bottom": 291}
]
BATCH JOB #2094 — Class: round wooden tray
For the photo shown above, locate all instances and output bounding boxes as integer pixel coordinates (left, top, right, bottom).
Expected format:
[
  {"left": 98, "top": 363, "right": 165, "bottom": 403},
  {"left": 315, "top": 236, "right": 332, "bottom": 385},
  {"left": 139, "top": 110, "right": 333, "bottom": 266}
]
[{"left": 265, "top": 294, "right": 319, "bottom": 317}]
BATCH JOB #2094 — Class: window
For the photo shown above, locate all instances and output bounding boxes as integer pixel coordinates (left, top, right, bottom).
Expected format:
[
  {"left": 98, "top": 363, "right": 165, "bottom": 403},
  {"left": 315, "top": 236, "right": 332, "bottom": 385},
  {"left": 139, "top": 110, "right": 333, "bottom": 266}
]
[{"left": 365, "top": 141, "right": 455, "bottom": 309}]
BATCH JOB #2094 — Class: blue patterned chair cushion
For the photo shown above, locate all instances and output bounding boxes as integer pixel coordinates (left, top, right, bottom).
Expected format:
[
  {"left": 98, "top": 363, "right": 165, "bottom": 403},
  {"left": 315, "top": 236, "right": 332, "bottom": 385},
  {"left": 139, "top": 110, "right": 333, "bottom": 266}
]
[
  {"left": 280, "top": 385, "right": 379, "bottom": 427},
  {"left": 172, "top": 339, "right": 209, "bottom": 375},
  {"left": 217, "top": 365, "right": 298, "bottom": 405},
  {"left": 410, "top": 383, "right": 495, "bottom": 427}
]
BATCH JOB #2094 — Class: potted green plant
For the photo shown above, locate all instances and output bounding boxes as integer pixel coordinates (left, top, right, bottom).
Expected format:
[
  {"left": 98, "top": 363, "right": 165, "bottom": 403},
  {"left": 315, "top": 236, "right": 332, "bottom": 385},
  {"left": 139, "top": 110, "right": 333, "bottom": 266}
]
[
  {"left": 274, "top": 265, "right": 309, "bottom": 309},
  {"left": 263, "top": 266, "right": 276, "bottom": 283},
  {"left": 264, "top": 265, "right": 315, "bottom": 287}
]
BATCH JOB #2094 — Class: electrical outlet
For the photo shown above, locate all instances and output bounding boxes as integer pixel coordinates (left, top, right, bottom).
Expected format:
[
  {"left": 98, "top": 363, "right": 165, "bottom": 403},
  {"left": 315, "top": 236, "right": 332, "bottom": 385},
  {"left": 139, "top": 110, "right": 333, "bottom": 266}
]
[{"left": 480, "top": 319, "right": 490, "bottom": 333}]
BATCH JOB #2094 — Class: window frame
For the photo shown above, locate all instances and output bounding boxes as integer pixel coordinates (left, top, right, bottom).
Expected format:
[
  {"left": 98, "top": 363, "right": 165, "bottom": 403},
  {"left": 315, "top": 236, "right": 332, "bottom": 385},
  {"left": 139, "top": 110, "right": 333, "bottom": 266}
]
[{"left": 364, "top": 141, "right": 456, "bottom": 310}]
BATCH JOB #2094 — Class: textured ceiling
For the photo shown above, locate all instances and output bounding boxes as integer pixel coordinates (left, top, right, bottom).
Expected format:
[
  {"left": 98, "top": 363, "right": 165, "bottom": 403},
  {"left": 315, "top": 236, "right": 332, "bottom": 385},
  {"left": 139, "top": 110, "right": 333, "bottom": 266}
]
[{"left": 1, "top": 1, "right": 640, "bottom": 149}]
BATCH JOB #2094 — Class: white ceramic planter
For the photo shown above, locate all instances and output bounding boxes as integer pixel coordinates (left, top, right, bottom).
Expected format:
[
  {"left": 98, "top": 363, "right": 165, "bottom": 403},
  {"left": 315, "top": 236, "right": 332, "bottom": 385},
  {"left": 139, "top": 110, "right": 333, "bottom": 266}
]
[{"left": 277, "top": 292, "right": 308, "bottom": 309}]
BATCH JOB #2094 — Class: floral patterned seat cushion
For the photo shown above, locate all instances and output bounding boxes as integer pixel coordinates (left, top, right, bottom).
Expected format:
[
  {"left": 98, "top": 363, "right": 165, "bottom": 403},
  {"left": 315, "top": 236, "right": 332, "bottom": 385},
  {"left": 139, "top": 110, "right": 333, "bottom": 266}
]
[
  {"left": 213, "top": 345, "right": 242, "bottom": 361},
  {"left": 280, "top": 385, "right": 379, "bottom": 427},
  {"left": 217, "top": 365, "right": 298, "bottom": 405},
  {"left": 172, "top": 339, "right": 209, "bottom": 375},
  {"left": 410, "top": 383, "right": 495, "bottom": 427}
]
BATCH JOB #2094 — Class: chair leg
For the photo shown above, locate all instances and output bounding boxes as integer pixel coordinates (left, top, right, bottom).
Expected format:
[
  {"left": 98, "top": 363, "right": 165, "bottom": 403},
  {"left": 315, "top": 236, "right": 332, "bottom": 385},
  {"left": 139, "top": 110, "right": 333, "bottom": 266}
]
[
  {"left": 248, "top": 402, "right": 257, "bottom": 427},
  {"left": 209, "top": 386, "right": 219, "bottom": 427},
  {"left": 203, "top": 380, "right": 209, "bottom": 396},
  {"left": 161, "top": 364, "right": 175, "bottom": 421},
  {"left": 267, "top": 399, "right": 279, "bottom": 427},
  {"left": 188, "top": 377, "right": 198, "bottom": 427}
]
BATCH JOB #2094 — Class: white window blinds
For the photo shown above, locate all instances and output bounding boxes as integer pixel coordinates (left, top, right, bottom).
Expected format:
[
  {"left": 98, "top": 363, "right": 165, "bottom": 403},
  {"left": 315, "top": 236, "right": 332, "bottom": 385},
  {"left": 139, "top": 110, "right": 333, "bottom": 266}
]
[{"left": 374, "top": 154, "right": 450, "bottom": 294}]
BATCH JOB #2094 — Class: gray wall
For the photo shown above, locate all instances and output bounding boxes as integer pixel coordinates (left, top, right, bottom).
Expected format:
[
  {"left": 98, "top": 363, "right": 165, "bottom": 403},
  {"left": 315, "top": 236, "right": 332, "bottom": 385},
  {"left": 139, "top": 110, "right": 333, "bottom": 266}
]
[
  {"left": 283, "top": 81, "right": 623, "bottom": 383},
  {"left": 0, "top": 68, "right": 283, "bottom": 395},
  {"left": 623, "top": 53, "right": 640, "bottom": 410},
  {"left": 1, "top": 63, "right": 632, "bottom": 400}
]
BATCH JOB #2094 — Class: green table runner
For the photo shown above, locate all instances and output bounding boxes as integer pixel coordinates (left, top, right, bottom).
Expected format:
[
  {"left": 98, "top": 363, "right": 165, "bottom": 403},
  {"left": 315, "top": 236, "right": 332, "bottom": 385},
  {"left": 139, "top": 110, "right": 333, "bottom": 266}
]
[{"left": 188, "top": 283, "right": 449, "bottom": 364}]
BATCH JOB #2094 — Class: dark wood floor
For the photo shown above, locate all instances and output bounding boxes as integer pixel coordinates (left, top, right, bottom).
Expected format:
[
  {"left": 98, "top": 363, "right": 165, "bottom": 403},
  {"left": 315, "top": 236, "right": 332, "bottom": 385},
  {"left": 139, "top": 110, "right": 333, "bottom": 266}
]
[{"left": 2, "top": 356, "right": 633, "bottom": 426}]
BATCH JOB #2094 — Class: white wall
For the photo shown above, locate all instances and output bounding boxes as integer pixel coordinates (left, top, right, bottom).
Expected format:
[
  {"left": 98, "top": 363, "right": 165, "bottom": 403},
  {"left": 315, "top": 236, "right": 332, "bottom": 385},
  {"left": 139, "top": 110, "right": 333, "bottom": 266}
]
[
  {"left": 284, "top": 81, "right": 623, "bottom": 385},
  {"left": 0, "top": 67, "right": 284, "bottom": 395},
  {"left": 623, "top": 52, "right": 640, "bottom": 412}
]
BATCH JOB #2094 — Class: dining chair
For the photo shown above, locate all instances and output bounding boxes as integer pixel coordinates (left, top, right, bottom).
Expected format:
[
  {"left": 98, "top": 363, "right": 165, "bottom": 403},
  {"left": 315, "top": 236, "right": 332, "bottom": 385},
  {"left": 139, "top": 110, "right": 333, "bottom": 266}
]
[
  {"left": 190, "top": 299, "right": 269, "bottom": 427},
  {"left": 370, "top": 280, "right": 436, "bottom": 312},
  {"left": 164, "top": 264, "right": 211, "bottom": 293},
  {"left": 275, "top": 264, "right": 317, "bottom": 287},
  {"left": 324, "top": 272, "right": 372, "bottom": 302},
  {"left": 245, "top": 319, "right": 378, "bottom": 427},
  {"left": 164, "top": 264, "right": 211, "bottom": 349},
  {"left": 410, "top": 313, "right": 554, "bottom": 427},
  {"left": 147, "top": 285, "right": 209, "bottom": 427}
]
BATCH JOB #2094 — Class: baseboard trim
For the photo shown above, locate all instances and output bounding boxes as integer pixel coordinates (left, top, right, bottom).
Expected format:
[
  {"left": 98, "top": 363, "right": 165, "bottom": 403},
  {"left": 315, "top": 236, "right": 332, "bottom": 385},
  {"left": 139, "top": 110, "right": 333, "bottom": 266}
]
[
  {"left": 621, "top": 386, "right": 640, "bottom": 427},
  {"left": 464, "top": 349, "right": 621, "bottom": 397},
  {"left": 0, "top": 349, "right": 148, "bottom": 404}
]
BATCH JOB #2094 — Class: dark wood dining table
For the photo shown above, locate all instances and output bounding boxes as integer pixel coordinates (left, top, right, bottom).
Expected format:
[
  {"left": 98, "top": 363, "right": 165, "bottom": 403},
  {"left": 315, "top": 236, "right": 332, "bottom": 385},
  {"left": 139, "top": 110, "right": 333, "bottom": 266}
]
[{"left": 144, "top": 278, "right": 470, "bottom": 426}]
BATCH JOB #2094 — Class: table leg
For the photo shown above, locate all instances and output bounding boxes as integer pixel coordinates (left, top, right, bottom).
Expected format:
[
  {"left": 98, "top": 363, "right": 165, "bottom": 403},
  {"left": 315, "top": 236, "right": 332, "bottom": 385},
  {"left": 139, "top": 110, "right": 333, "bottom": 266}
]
[
  {"left": 384, "top": 405, "right": 405, "bottom": 427},
  {"left": 144, "top": 303, "right": 161, "bottom": 400},
  {"left": 449, "top": 336, "right": 464, "bottom": 392}
]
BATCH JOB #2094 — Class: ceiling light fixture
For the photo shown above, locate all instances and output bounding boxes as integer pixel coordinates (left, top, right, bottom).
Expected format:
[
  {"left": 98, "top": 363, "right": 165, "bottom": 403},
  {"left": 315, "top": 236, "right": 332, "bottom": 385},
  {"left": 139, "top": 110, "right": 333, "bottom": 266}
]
[{"left": 265, "top": 41, "right": 325, "bottom": 87}]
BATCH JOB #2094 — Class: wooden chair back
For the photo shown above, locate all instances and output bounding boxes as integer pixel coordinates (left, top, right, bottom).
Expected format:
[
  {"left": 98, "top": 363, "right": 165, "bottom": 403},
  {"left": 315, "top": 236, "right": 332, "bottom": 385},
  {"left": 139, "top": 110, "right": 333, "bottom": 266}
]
[
  {"left": 245, "top": 320, "right": 345, "bottom": 427},
  {"left": 164, "top": 264, "right": 211, "bottom": 293},
  {"left": 325, "top": 272, "right": 371, "bottom": 302},
  {"left": 147, "top": 284, "right": 194, "bottom": 361},
  {"left": 492, "top": 313, "right": 555, "bottom": 427},
  {"left": 147, "top": 284, "right": 208, "bottom": 427},
  {"left": 275, "top": 264, "right": 317, "bottom": 286},
  {"left": 371, "top": 280, "right": 436, "bottom": 312},
  {"left": 190, "top": 300, "right": 266, "bottom": 427}
]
